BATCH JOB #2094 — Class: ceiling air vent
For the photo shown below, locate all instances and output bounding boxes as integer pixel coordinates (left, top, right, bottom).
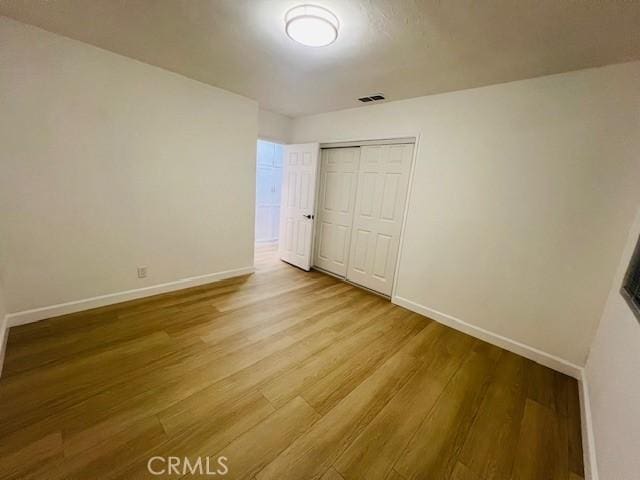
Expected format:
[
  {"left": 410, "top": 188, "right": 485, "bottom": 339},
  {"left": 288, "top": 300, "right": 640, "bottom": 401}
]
[{"left": 358, "top": 94, "right": 385, "bottom": 103}]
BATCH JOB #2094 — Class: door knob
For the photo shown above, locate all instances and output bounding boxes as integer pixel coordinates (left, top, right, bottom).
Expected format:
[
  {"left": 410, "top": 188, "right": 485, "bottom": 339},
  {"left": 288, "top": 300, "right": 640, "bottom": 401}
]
[{"left": 303, "top": 214, "right": 314, "bottom": 219}]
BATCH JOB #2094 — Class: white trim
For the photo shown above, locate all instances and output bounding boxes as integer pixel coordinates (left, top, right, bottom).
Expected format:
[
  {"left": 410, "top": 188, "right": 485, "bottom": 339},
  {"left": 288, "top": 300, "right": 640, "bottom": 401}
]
[
  {"left": 392, "top": 295, "right": 583, "bottom": 378},
  {"left": 320, "top": 137, "right": 416, "bottom": 148},
  {"left": 390, "top": 134, "right": 420, "bottom": 299},
  {"left": 5, "top": 266, "right": 255, "bottom": 328},
  {"left": 0, "top": 315, "right": 8, "bottom": 377},
  {"left": 257, "top": 136, "right": 287, "bottom": 146},
  {"left": 309, "top": 143, "right": 322, "bottom": 272},
  {"left": 578, "top": 369, "right": 599, "bottom": 480}
]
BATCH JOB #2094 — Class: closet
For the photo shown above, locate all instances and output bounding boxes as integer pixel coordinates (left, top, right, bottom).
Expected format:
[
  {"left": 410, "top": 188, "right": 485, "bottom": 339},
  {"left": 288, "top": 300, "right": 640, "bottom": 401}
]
[{"left": 313, "top": 142, "right": 414, "bottom": 296}]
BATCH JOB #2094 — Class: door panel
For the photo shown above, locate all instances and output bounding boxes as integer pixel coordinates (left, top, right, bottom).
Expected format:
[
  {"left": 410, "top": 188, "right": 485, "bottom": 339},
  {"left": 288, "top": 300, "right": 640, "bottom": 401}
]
[
  {"left": 346, "top": 144, "right": 413, "bottom": 295},
  {"left": 373, "top": 233, "right": 392, "bottom": 278},
  {"left": 351, "top": 228, "right": 370, "bottom": 273},
  {"left": 313, "top": 148, "right": 360, "bottom": 276},
  {"left": 317, "top": 222, "right": 332, "bottom": 259},
  {"left": 278, "top": 143, "right": 319, "bottom": 270},
  {"left": 380, "top": 173, "right": 401, "bottom": 220}
]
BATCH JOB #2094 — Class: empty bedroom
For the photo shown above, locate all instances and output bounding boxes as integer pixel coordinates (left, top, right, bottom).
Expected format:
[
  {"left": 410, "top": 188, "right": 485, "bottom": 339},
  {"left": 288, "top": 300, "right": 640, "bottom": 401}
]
[{"left": 0, "top": 1, "right": 639, "bottom": 479}]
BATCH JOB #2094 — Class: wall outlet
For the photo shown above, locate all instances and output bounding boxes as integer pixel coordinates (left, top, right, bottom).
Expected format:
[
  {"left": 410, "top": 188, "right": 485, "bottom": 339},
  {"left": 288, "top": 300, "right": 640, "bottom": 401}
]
[{"left": 137, "top": 266, "right": 148, "bottom": 279}]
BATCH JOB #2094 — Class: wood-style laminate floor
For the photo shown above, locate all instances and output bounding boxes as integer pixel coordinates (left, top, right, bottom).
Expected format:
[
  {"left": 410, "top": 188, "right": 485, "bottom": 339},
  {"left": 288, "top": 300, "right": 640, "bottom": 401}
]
[{"left": 0, "top": 243, "right": 584, "bottom": 480}]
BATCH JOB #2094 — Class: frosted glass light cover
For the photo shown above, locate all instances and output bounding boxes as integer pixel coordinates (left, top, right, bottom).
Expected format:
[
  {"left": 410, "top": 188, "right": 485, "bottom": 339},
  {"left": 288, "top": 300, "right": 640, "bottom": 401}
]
[{"left": 285, "top": 5, "right": 339, "bottom": 47}]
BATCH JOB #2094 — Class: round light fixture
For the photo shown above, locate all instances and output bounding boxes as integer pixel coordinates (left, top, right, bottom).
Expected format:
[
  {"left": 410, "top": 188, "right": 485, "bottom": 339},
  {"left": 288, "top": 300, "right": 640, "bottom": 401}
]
[{"left": 285, "top": 4, "right": 339, "bottom": 47}]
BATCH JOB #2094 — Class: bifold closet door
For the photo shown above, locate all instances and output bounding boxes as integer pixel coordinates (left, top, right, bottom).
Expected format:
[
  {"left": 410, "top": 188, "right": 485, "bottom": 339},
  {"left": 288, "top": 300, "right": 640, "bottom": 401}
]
[
  {"left": 314, "top": 147, "right": 360, "bottom": 276},
  {"left": 346, "top": 144, "right": 413, "bottom": 295}
]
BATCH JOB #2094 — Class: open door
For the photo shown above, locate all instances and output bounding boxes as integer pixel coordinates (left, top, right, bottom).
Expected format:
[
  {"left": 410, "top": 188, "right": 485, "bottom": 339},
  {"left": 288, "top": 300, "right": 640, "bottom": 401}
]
[{"left": 278, "top": 143, "right": 320, "bottom": 270}]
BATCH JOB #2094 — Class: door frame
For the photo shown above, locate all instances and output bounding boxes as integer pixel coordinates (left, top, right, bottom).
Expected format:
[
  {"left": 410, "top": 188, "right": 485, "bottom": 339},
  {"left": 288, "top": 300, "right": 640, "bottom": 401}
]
[{"left": 312, "top": 133, "right": 421, "bottom": 299}]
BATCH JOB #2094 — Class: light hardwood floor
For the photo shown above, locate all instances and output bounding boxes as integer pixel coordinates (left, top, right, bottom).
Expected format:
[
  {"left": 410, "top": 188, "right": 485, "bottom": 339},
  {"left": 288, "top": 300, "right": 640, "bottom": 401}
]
[{"left": 0, "top": 243, "right": 584, "bottom": 479}]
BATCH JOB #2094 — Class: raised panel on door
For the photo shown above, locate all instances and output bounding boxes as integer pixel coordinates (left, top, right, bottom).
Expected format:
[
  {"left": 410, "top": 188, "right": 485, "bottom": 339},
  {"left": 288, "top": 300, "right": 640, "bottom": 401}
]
[
  {"left": 346, "top": 144, "right": 413, "bottom": 295},
  {"left": 313, "top": 147, "right": 360, "bottom": 276}
]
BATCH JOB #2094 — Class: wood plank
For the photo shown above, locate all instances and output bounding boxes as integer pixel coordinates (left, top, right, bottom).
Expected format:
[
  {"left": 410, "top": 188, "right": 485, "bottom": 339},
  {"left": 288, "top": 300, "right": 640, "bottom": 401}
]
[
  {"left": 334, "top": 327, "right": 474, "bottom": 480},
  {"left": 215, "top": 396, "right": 320, "bottom": 480},
  {"left": 0, "top": 331, "right": 175, "bottom": 435},
  {"left": 155, "top": 300, "right": 392, "bottom": 436},
  {"left": 62, "top": 415, "right": 168, "bottom": 480},
  {"left": 527, "top": 361, "right": 570, "bottom": 417},
  {"left": 0, "top": 432, "right": 63, "bottom": 480},
  {"left": 157, "top": 327, "right": 338, "bottom": 435},
  {"left": 384, "top": 470, "right": 407, "bottom": 480},
  {"left": 458, "top": 351, "right": 528, "bottom": 480},
  {"left": 450, "top": 462, "right": 483, "bottom": 480},
  {"left": 112, "top": 393, "right": 276, "bottom": 479},
  {"left": 256, "top": 350, "right": 423, "bottom": 480},
  {"left": 259, "top": 306, "right": 419, "bottom": 408},
  {"left": 320, "top": 467, "right": 346, "bottom": 480},
  {"left": 511, "top": 399, "right": 569, "bottom": 480},
  {"left": 393, "top": 345, "right": 500, "bottom": 480},
  {"left": 301, "top": 314, "right": 431, "bottom": 415}
]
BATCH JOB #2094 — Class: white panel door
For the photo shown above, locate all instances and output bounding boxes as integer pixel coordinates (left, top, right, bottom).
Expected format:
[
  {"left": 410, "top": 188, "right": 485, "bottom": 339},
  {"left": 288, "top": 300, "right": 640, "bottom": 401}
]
[
  {"left": 278, "top": 143, "right": 320, "bottom": 270},
  {"left": 347, "top": 144, "right": 413, "bottom": 295},
  {"left": 314, "top": 147, "right": 360, "bottom": 276}
]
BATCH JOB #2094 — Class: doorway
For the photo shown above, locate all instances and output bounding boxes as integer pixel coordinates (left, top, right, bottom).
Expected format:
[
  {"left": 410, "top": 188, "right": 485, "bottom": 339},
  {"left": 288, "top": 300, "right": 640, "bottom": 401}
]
[{"left": 255, "top": 139, "right": 284, "bottom": 246}]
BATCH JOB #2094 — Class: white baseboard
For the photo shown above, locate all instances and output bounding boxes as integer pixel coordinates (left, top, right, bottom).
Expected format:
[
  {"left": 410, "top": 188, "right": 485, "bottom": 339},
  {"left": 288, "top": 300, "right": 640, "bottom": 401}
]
[
  {"left": 578, "top": 369, "right": 599, "bottom": 480},
  {"left": 5, "top": 266, "right": 255, "bottom": 328},
  {"left": 0, "top": 315, "right": 8, "bottom": 377},
  {"left": 392, "top": 295, "right": 583, "bottom": 378}
]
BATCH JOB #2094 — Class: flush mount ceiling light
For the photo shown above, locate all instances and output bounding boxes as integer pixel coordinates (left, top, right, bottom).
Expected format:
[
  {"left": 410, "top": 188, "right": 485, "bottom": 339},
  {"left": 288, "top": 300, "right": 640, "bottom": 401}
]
[{"left": 285, "top": 4, "right": 339, "bottom": 47}]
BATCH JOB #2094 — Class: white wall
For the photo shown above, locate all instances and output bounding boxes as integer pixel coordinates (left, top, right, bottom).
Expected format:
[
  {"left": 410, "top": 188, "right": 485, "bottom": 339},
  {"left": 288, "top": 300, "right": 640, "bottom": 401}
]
[
  {"left": 258, "top": 108, "right": 292, "bottom": 144},
  {"left": 586, "top": 207, "right": 640, "bottom": 480},
  {"left": 0, "top": 18, "right": 259, "bottom": 314},
  {"left": 292, "top": 62, "right": 640, "bottom": 366}
]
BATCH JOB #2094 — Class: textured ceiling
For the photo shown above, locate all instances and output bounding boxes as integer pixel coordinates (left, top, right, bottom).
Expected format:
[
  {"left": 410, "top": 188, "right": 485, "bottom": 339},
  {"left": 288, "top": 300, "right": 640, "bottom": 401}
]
[{"left": 2, "top": 0, "right": 639, "bottom": 117}]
